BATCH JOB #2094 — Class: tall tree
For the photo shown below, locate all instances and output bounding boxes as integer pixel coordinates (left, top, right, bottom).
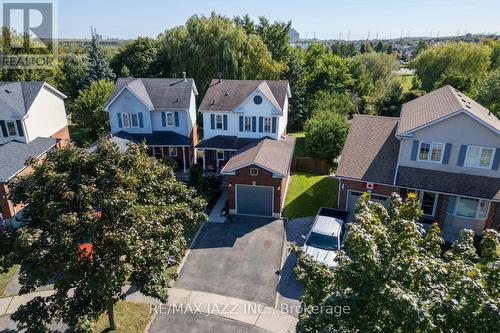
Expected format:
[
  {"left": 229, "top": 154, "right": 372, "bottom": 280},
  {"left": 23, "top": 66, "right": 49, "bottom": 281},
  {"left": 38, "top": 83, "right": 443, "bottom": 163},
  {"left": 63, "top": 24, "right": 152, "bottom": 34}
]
[
  {"left": 110, "top": 37, "right": 161, "bottom": 78},
  {"left": 57, "top": 53, "right": 88, "bottom": 101},
  {"left": 294, "top": 193, "right": 500, "bottom": 333},
  {"left": 476, "top": 69, "right": 500, "bottom": 117},
  {"left": 285, "top": 48, "right": 308, "bottom": 129},
  {"left": 6, "top": 141, "right": 207, "bottom": 331},
  {"left": 255, "top": 17, "right": 292, "bottom": 62},
  {"left": 84, "top": 34, "right": 116, "bottom": 86}
]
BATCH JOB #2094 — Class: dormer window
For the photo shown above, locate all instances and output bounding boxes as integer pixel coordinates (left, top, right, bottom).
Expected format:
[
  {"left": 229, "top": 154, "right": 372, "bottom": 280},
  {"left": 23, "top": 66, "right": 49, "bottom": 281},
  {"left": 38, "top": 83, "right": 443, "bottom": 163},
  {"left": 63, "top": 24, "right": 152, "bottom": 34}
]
[
  {"left": 464, "top": 146, "right": 494, "bottom": 169},
  {"left": 418, "top": 142, "right": 444, "bottom": 163},
  {"left": 253, "top": 95, "right": 263, "bottom": 105}
]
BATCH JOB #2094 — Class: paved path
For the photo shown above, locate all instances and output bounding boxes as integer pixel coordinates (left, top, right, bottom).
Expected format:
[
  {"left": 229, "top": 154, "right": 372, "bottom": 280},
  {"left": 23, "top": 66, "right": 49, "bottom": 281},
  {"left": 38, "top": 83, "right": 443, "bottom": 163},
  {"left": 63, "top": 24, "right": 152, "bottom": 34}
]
[{"left": 208, "top": 190, "right": 228, "bottom": 223}]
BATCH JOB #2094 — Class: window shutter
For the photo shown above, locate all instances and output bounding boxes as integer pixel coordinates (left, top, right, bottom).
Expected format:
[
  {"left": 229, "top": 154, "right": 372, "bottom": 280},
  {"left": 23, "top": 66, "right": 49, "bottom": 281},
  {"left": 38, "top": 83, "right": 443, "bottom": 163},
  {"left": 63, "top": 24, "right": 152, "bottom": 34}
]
[
  {"left": 259, "top": 117, "right": 263, "bottom": 132},
  {"left": 138, "top": 113, "right": 144, "bottom": 128},
  {"left": 272, "top": 117, "right": 277, "bottom": 133},
  {"left": 117, "top": 113, "right": 122, "bottom": 128},
  {"left": 223, "top": 115, "right": 228, "bottom": 130},
  {"left": 442, "top": 143, "right": 452, "bottom": 164},
  {"left": 16, "top": 120, "right": 24, "bottom": 137},
  {"left": 492, "top": 148, "right": 500, "bottom": 170},
  {"left": 211, "top": 114, "right": 215, "bottom": 130},
  {"left": 410, "top": 140, "right": 420, "bottom": 161},
  {"left": 239, "top": 116, "right": 243, "bottom": 131},
  {"left": 0, "top": 120, "right": 8, "bottom": 137},
  {"left": 457, "top": 145, "right": 468, "bottom": 166},
  {"left": 174, "top": 112, "right": 179, "bottom": 127},
  {"left": 162, "top": 112, "right": 166, "bottom": 127},
  {"left": 252, "top": 117, "right": 257, "bottom": 132}
]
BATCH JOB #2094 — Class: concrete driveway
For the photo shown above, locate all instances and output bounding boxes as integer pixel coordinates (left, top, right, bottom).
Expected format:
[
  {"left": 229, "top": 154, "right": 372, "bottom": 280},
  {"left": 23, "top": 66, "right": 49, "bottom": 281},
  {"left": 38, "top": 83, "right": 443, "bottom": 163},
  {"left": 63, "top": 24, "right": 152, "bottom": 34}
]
[{"left": 175, "top": 216, "right": 285, "bottom": 306}]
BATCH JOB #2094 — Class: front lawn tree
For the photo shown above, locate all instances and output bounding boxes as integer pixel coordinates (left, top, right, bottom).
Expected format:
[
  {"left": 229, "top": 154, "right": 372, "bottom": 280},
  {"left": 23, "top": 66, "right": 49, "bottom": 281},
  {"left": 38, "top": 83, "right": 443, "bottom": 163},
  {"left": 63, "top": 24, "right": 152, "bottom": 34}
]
[
  {"left": 304, "top": 112, "right": 349, "bottom": 163},
  {"left": 294, "top": 193, "right": 500, "bottom": 333},
  {"left": 7, "top": 141, "right": 207, "bottom": 331}
]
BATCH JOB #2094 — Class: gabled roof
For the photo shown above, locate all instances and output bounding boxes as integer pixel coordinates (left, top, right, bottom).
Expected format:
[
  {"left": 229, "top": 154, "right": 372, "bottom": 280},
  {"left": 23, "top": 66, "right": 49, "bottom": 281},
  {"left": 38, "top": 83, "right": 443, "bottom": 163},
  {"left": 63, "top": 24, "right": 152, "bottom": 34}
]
[
  {"left": 0, "top": 137, "right": 57, "bottom": 182},
  {"left": 336, "top": 115, "right": 400, "bottom": 185},
  {"left": 221, "top": 136, "right": 295, "bottom": 177},
  {"left": 106, "top": 78, "right": 198, "bottom": 111},
  {"left": 0, "top": 82, "right": 66, "bottom": 115},
  {"left": 397, "top": 85, "right": 499, "bottom": 136},
  {"left": 199, "top": 79, "right": 290, "bottom": 113}
]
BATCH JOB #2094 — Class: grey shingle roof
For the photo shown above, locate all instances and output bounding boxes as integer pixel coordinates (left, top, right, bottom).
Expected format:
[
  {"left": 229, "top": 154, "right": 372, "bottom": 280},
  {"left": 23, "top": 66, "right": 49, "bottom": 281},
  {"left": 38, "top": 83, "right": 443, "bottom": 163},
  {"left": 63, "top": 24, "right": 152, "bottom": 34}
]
[
  {"left": 336, "top": 115, "right": 400, "bottom": 185},
  {"left": 0, "top": 82, "right": 46, "bottom": 114},
  {"left": 106, "top": 78, "right": 198, "bottom": 110},
  {"left": 113, "top": 131, "right": 191, "bottom": 147},
  {"left": 196, "top": 136, "right": 261, "bottom": 150},
  {"left": 398, "top": 85, "right": 499, "bottom": 136},
  {"left": 396, "top": 166, "right": 500, "bottom": 201},
  {"left": 199, "top": 79, "right": 290, "bottom": 113},
  {"left": 0, "top": 137, "right": 57, "bottom": 182},
  {"left": 221, "top": 136, "right": 296, "bottom": 177}
]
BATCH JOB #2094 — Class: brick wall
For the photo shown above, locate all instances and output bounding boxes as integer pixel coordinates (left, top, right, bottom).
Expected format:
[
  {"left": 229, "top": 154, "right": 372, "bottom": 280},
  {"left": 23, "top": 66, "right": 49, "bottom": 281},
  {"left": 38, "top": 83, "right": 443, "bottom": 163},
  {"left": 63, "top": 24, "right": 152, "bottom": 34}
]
[
  {"left": 485, "top": 202, "right": 500, "bottom": 231},
  {"left": 228, "top": 165, "right": 285, "bottom": 214},
  {"left": 0, "top": 183, "right": 14, "bottom": 219},
  {"left": 435, "top": 194, "right": 449, "bottom": 229},
  {"left": 338, "top": 179, "right": 400, "bottom": 211},
  {"left": 50, "top": 125, "right": 70, "bottom": 148}
]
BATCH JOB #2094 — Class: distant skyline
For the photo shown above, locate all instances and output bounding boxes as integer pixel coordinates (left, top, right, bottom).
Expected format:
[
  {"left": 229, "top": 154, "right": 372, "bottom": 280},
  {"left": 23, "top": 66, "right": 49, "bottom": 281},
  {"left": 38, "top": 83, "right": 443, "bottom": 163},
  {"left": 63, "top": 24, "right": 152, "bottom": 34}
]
[{"left": 54, "top": 0, "right": 500, "bottom": 40}]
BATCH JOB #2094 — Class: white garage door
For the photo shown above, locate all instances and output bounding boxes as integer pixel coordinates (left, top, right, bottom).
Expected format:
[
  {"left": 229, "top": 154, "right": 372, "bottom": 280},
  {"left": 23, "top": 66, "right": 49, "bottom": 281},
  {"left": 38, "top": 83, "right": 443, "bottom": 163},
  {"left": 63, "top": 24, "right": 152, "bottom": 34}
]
[
  {"left": 346, "top": 191, "right": 390, "bottom": 214},
  {"left": 236, "top": 185, "right": 274, "bottom": 217}
]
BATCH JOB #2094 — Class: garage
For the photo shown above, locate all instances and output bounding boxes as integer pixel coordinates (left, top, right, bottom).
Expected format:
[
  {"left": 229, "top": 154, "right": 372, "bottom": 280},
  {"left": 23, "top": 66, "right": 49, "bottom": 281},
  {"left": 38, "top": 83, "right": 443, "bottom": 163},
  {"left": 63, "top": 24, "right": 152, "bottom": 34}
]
[
  {"left": 236, "top": 185, "right": 274, "bottom": 217},
  {"left": 346, "top": 190, "right": 390, "bottom": 214}
]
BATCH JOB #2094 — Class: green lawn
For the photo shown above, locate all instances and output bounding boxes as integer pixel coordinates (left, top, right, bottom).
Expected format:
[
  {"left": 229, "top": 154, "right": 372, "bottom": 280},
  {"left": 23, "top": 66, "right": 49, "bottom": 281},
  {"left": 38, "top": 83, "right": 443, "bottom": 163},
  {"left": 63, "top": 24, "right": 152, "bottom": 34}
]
[
  {"left": 283, "top": 172, "right": 339, "bottom": 219},
  {"left": 93, "top": 302, "right": 152, "bottom": 333},
  {"left": 0, "top": 266, "right": 19, "bottom": 297},
  {"left": 290, "top": 132, "right": 306, "bottom": 158},
  {"left": 69, "top": 124, "right": 95, "bottom": 148}
]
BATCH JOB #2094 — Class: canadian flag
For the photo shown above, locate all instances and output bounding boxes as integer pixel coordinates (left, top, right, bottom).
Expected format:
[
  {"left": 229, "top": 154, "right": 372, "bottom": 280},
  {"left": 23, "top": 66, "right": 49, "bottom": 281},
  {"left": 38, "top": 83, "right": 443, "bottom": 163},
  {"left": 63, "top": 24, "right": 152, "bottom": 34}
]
[{"left": 366, "top": 183, "right": 376, "bottom": 191}]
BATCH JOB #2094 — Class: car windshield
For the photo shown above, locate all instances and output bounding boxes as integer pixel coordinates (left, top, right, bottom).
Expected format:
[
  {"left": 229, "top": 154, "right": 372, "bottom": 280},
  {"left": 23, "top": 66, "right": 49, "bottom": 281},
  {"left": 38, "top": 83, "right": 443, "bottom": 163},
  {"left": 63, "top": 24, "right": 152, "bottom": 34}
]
[{"left": 306, "top": 232, "right": 338, "bottom": 251}]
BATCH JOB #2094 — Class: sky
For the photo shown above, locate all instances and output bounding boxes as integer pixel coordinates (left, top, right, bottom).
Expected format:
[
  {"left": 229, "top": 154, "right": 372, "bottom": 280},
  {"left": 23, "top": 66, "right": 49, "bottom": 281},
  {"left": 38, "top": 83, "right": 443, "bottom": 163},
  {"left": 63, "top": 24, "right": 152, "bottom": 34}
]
[{"left": 55, "top": 0, "right": 500, "bottom": 40}]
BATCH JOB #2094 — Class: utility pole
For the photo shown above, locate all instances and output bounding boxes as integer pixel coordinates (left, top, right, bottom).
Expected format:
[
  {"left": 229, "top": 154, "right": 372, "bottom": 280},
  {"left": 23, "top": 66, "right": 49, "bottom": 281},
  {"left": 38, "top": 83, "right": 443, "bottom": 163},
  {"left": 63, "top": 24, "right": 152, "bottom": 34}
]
[
  {"left": 347, "top": 30, "right": 350, "bottom": 41},
  {"left": 367, "top": 31, "right": 371, "bottom": 40}
]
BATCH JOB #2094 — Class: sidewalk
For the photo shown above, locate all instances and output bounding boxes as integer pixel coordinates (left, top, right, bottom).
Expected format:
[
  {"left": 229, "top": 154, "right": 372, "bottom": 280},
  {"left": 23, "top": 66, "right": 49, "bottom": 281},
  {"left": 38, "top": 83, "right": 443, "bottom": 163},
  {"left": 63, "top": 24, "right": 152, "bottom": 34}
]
[{"left": 207, "top": 190, "right": 228, "bottom": 223}]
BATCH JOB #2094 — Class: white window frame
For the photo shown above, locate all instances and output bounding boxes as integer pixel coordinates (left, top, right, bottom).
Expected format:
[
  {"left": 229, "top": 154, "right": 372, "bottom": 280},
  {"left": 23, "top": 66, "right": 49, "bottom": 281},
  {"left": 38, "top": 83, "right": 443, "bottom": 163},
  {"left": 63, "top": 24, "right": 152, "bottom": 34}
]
[
  {"left": 464, "top": 145, "right": 495, "bottom": 169},
  {"left": 216, "top": 115, "right": 223, "bottom": 130},
  {"left": 168, "top": 147, "right": 177, "bottom": 157},
  {"left": 122, "top": 113, "right": 139, "bottom": 129},
  {"left": 419, "top": 191, "right": 438, "bottom": 217},
  {"left": 250, "top": 168, "right": 259, "bottom": 176},
  {"left": 244, "top": 116, "right": 252, "bottom": 132},
  {"left": 217, "top": 150, "right": 225, "bottom": 161},
  {"left": 166, "top": 112, "right": 175, "bottom": 127},
  {"left": 263, "top": 117, "right": 272, "bottom": 133},
  {"left": 153, "top": 147, "right": 164, "bottom": 158},
  {"left": 130, "top": 113, "right": 139, "bottom": 128},
  {"left": 6, "top": 121, "right": 17, "bottom": 136},
  {"left": 417, "top": 141, "right": 445, "bottom": 163},
  {"left": 446, "top": 195, "right": 490, "bottom": 220}
]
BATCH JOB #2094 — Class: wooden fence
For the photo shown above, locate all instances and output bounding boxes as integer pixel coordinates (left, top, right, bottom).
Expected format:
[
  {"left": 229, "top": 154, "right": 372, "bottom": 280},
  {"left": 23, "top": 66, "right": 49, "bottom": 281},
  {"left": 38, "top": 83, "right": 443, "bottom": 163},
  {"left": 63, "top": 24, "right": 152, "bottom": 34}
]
[{"left": 291, "top": 157, "right": 330, "bottom": 175}]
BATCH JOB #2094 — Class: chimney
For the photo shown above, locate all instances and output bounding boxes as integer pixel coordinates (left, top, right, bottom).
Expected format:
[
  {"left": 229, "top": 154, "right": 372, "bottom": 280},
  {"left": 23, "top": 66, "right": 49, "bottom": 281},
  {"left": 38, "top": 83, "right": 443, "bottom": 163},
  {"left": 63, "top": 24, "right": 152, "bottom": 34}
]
[{"left": 182, "top": 72, "right": 187, "bottom": 82}]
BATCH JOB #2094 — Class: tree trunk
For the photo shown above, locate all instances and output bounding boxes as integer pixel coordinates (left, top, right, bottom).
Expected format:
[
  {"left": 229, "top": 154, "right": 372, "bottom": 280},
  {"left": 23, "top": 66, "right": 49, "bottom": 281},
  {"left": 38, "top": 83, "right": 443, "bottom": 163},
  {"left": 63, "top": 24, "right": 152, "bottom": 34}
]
[{"left": 107, "top": 301, "right": 118, "bottom": 331}]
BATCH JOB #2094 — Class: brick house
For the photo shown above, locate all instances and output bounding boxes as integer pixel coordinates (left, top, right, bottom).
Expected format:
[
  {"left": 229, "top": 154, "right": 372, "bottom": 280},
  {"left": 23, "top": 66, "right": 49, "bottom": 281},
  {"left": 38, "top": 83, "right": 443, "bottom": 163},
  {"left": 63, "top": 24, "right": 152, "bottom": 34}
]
[
  {"left": 104, "top": 76, "right": 198, "bottom": 173},
  {"left": 335, "top": 85, "right": 500, "bottom": 241},
  {"left": 197, "top": 79, "right": 295, "bottom": 218},
  {"left": 0, "top": 82, "right": 69, "bottom": 225}
]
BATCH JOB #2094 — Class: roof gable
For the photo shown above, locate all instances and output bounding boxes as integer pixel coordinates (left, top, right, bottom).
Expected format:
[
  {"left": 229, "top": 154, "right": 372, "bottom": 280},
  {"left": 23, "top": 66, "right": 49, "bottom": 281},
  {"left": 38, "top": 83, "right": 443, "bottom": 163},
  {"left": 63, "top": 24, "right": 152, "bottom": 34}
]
[{"left": 0, "top": 82, "right": 65, "bottom": 115}]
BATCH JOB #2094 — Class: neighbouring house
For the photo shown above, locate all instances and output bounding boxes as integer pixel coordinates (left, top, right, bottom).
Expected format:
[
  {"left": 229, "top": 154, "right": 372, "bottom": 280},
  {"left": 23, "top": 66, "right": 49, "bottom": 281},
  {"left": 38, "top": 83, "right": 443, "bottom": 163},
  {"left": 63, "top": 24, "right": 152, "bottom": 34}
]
[
  {"left": 197, "top": 79, "right": 295, "bottom": 218},
  {"left": 336, "top": 85, "right": 500, "bottom": 241},
  {"left": 104, "top": 76, "right": 198, "bottom": 173},
  {"left": 0, "top": 81, "right": 69, "bottom": 225}
]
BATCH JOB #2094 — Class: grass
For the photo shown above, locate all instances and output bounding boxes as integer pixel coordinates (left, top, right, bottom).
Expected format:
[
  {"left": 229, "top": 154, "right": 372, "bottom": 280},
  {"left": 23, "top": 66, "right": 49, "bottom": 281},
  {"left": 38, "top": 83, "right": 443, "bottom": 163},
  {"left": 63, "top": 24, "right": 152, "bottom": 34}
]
[
  {"left": 69, "top": 124, "right": 95, "bottom": 148},
  {"left": 0, "top": 266, "right": 19, "bottom": 297},
  {"left": 93, "top": 302, "right": 152, "bottom": 333},
  {"left": 283, "top": 172, "right": 339, "bottom": 219},
  {"left": 290, "top": 132, "right": 306, "bottom": 158}
]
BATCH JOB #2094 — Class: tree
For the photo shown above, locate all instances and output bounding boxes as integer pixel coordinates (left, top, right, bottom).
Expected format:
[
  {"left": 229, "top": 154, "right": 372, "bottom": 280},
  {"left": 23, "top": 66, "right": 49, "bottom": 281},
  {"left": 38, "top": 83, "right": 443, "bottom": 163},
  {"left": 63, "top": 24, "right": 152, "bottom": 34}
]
[
  {"left": 294, "top": 193, "right": 500, "bottom": 333},
  {"left": 70, "top": 80, "right": 114, "bottom": 140},
  {"left": 309, "top": 91, "right": 355, "bottom": 116},
  {"left": 360, "top": 40, "right": 373, "bottom": 54},
  {"left": 254, "top": 17, "right": 292, "bottom": 63},
  {"left": 476, "top": 70, "right": 500, "bottom": 117},
  {"left": 285, "top": 48, "right": 308, "bottom": 129},
  {"left": 57, "top": 54, "right": 88, "bottom": 101},
  {"left": 304, "top": 112, "right": 349, "bottom": 163},
  {"left": 110, "top": 37, "right": 160, "bottom": 78},
  {"left": 5, "top": 141, "right": 207, "bottom": 331},
  {"left": 374, "top": 41, "right": 385, "bottom": 53},
  {"left": 412, "top": 42, "right": 491, "bottom": 94},
  {"left": 84, "top": 34, "right": 115, "bottom": 86}
]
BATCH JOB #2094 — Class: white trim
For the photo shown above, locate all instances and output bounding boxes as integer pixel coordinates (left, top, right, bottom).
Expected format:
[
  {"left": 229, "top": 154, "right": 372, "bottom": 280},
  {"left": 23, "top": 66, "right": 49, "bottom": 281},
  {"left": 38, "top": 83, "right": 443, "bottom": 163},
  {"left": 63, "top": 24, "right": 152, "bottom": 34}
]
[
  {"left": 165, "top": 112, "right": 175, "bottom": 127},
  {"left": 446, "top": 195, "right": 491, "bottom": 220},
  {"left": 232, "top": 85, "right": 283, "bottom": 115},
  {"left": 393, "top": 137, "right": 403, "bottom": 185},
  {"left": 215, "top": 114, "right": 224, "bottom": 130},
  {"left": 417, "top": 141, "right": 445, "bottom": 164},
  {"left": 42, "top": 82, "right": 68, "bottom": 100},
  {"left": 345, "top": 190, "right": 390, "bottom": 212},
  {"left": 243, "top": 116, "right": 253, "bottom": 132},
  {"left": 419, "top": 191, "right": 439, "bottom": 217},
  {"left": 463, "top": 145, "right": 495, "bottom": 169},
  {"left": 104, "top": 86, "right": 153, "bottom": 112},
  {"left": 182, "top": 146, "right": 187, "bottom": 173},
  {"left": 235, "top": 184, "right": 274, "bottom": 217},
  {"left": 221, "top": 162, "right": 286, "bottom": 178}
]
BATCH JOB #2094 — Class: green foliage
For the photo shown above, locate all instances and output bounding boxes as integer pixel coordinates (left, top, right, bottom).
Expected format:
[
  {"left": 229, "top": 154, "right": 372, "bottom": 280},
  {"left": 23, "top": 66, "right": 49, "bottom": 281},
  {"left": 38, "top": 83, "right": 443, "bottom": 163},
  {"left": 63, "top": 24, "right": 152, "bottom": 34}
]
[
  {"left": 84, "top": 35, "right": 116, "bottom": 86},
  {"left": 412, "top": 42, "right": 491, "bottom": 94},
  {"left": 6, "top": 141, "right": 207, "bottom": 331},
  {"left": 70, "top": 80, "right": 114, "bottom": 140},
  {"left": 188, "top": 164, "right": 222, "bottom": 207},
  {"left": 309, "top": 91, "right": 355, "bottom": 116},
  {"left": 304, "top": 112, "right": 349, "bottom": 162},
  {"left": 285, "top": 49, "right": 308, "bottom": 129},
  {"left": 476, "top": 69, "right": 500, "bottom": 117},
  {"left": 294, "top": 193, "right": 500, "bottom": 333},
  {"left": 110, "top": 37, "right": 160, "bottom": 78},
  {"left": 360, "top": 40, "right": 373, "bottom": 54},
  {"left": 331, "top": 42, "right": 357, "bottom": 57},
  {"left": 57, "top": 53, "right": 88, "bottom": 100}
]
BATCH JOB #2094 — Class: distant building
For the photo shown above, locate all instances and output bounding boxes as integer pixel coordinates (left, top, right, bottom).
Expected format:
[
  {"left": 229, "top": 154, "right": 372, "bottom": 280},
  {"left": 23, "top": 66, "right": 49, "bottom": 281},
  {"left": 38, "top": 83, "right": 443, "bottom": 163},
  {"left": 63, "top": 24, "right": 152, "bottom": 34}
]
[{"left": 290, "top": 28, "right": 300, "bottom": 44}]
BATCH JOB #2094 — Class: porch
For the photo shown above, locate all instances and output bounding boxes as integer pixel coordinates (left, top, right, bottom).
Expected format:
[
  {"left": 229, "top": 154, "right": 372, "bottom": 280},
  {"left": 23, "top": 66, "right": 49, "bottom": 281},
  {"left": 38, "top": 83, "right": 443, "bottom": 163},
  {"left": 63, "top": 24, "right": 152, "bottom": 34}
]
[{"left": 146, "top": 146, "right": 192, "bottom": 174}]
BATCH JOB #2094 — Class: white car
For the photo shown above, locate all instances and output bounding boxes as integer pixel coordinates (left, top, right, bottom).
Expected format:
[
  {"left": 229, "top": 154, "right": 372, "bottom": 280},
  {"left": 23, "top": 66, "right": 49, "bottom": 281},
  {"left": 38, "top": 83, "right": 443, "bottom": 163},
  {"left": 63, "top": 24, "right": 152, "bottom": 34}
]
[{"left": 302, "top": 208, "right": 348, "bottom": 268}]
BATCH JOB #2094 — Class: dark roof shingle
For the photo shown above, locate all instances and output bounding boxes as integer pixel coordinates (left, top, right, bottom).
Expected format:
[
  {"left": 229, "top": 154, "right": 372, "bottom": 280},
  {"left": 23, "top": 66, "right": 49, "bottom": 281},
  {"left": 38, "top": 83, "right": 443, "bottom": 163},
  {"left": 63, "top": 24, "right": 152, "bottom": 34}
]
[
  {"left": 0, "top": 82, "right": 46, "bottom": 114},
  {"left": 336, "top": 115, "right": 400, "bottom": 185},
  {"left": 112, "top": 131, "right": 191, "bottom": 147},
  {"left": 196, "top": 136, "right": 261, "bottom": 150}
]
